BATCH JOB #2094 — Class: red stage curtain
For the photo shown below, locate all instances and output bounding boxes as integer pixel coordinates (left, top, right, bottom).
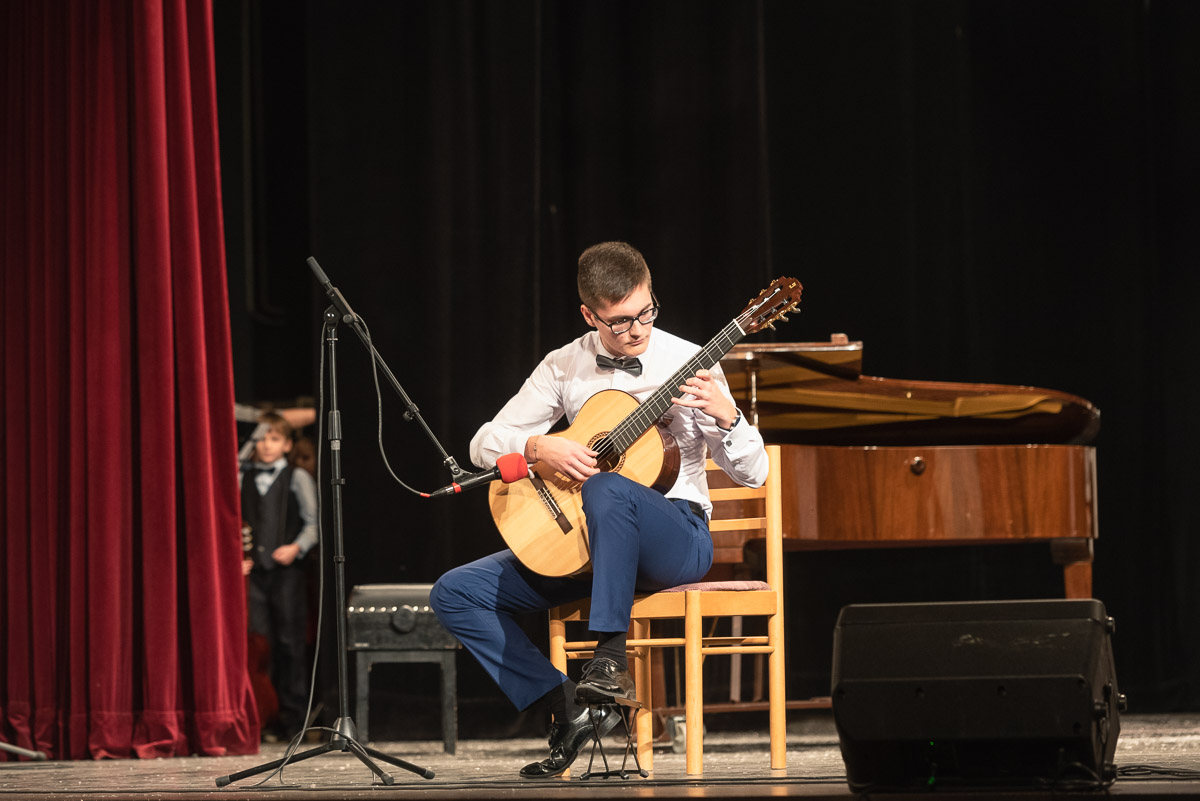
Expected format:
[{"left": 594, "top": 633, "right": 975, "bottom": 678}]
[{"left": 1, "top": 0, "right": 258, "bottom": 758}]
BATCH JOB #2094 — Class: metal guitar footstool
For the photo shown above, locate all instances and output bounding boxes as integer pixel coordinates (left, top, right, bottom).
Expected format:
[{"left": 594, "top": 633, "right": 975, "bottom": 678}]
[{"left": 347, "top": 584, "right": 460, "bottom": 753}]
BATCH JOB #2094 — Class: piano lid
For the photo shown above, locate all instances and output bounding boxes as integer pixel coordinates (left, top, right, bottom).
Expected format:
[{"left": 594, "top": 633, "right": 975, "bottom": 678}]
[{"left": 720, "top": 336, "right": 1099, "bottom": 446}]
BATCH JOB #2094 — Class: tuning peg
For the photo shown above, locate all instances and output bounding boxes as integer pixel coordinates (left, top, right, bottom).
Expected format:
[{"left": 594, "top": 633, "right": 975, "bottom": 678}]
[
  {"left": 767, "top": 322, "right": 776, "bottom": 330},
  {"left": 777, "top": 314, "right": 789, "bottom": 322}
]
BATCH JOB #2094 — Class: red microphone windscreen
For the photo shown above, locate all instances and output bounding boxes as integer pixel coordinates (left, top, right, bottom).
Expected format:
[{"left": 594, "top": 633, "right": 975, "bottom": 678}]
[{"left": 495, "top": 452, "right": 529, "bottom": 483}]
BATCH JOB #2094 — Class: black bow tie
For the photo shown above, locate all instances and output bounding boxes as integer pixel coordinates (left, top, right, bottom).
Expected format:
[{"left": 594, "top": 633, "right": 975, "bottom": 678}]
[
  {"left": 245, "top": 464, "right": 278, "bottom": 476},
  {"left": 596, "top": 354, "right": 643, "bottom": 377}
]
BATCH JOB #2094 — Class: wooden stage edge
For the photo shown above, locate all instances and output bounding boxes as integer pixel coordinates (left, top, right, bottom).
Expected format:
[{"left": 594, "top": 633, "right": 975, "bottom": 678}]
[{"left": 3, "top": 713, "right": 1200, "bottom": 799}]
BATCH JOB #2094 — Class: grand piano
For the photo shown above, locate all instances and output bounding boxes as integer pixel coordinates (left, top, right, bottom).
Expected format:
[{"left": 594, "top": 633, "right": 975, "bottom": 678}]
[
  {"left": 710, "top": 334, "right": 1100, "bottom": 599},
  {"left": 655, "top": 335, "right": 1101, "bottom": 718}
]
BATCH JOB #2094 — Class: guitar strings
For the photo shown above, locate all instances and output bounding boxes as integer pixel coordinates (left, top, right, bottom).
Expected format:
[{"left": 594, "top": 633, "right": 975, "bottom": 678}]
[{"left": 591, "top": 317, "right": 747, "bottom": 460}]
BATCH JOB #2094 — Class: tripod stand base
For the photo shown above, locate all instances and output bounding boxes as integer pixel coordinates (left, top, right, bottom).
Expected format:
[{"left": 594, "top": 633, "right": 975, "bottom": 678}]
[
  {"left": 214, "top": 718, "right": 434, "bottom": 788},
  {"left": 577, "top": 706, "right": 648, "bottom": 781}
]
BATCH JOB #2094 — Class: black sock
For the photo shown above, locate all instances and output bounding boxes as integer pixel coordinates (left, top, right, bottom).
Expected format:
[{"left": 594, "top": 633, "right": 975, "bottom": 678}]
[
  {"left": 540, "top": 678, "right": 582, "bottom": 722},
  {"left": 592, "top": 630, "right": 628, "bottom": 669}
]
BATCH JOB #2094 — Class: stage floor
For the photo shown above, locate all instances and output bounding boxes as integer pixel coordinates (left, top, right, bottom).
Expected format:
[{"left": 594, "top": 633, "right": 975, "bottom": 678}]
[{"left": 3, "top": 713, "right": 1200, "bottom": 799}]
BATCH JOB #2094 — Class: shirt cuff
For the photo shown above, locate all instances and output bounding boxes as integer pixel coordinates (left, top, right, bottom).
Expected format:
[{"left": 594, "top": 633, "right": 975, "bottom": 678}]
[{"left": 719, "top": 412, "right": 758, "bottom": 449}]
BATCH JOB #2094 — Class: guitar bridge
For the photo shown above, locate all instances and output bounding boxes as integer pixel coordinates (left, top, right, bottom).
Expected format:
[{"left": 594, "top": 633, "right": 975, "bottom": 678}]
[{"left": 527, "top": 470, "right": 573, "bottom": 535}]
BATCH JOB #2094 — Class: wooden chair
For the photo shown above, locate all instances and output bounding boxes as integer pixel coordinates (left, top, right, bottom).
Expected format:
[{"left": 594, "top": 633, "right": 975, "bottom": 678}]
[{"left": 548, "top": 444, "right": 786, "bottom": 775}]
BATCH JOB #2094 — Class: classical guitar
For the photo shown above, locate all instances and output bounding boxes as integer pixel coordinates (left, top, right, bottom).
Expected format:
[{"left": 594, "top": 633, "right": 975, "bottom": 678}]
[{"left": 488, "top": 276, "right": 803, "bottom": 577}]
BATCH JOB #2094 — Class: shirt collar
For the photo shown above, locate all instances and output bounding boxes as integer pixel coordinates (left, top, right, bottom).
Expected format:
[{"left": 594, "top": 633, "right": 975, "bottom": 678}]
[{"left": 253, "top": 457, "right": 288, "bottom": 472}]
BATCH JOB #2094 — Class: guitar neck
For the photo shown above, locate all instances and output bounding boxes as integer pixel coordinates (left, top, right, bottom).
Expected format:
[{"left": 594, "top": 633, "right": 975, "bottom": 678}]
[{"left": 604, "top": 319, "right": 746, "bottom": 453}]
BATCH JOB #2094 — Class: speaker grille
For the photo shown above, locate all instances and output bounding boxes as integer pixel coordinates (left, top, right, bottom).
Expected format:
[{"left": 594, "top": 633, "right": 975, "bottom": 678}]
[{"left": 832, "top": 599, "right": 1122, "bottom": 791}]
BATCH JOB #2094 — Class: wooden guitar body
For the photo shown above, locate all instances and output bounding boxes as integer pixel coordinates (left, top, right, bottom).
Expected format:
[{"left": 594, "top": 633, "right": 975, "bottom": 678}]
[{"left": 488, "top": 389, "right": 679, "bottom": 577}]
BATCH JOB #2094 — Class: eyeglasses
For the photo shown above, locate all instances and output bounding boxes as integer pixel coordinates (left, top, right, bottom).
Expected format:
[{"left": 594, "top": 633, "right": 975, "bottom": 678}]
[{"left": 588, "top": 296, "right": 660, "bottom": 335}]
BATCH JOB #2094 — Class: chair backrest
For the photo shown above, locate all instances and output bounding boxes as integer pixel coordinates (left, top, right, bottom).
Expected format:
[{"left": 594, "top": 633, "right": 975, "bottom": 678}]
[{"left": 704, "top": 444, "right": 784, "bottom": 589}]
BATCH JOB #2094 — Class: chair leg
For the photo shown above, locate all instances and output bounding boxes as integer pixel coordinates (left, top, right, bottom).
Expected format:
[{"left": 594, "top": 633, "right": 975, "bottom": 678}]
[
  {"left": 549, "top": 610, "right": 567, "bottom": 674},
  {"left": 632, "top": 618, "right": 654, "bottom": 772},
  {"left": 729, "top": 615, "right": 743, "bottom": 702},
  {"left": 768, "top": 610, "right": 787, "bottom": 770},
  {"left": 440, "top": 651, "right": 458, "bottom": 755},
  {"left": 684, "top": 591, "right": 704, "bottom": 775}
]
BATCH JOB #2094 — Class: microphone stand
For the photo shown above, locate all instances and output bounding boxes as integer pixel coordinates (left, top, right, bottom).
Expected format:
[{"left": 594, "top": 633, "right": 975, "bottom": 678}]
[
  {"left": 217, "top": 261, "right": 446, "bottom": 788},
  {"left": 0, "top": 740, "right": 47, "bottom": 760}
]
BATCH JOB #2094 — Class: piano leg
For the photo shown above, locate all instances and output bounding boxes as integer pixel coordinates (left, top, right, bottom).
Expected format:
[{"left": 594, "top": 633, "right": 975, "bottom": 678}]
[{"left": 1050, "top": 538, "right": 1094, "bottom": 599}]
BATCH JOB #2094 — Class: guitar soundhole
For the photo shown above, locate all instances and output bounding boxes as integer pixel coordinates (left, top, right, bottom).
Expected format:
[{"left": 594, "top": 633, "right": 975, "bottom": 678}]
[{"left": 588, "top": 433, "right": 625, "bottom": 473}]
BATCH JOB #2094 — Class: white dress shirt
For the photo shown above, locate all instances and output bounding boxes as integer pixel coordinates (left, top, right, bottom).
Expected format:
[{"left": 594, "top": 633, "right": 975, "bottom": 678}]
[{"left": 470, "top": 326, "right": 768, "bottom": 516}]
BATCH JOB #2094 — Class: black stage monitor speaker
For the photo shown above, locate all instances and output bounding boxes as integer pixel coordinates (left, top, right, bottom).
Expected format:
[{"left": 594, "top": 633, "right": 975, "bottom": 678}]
[{"left": 832, "top": 599, "right": 1124, "bottom": 792}]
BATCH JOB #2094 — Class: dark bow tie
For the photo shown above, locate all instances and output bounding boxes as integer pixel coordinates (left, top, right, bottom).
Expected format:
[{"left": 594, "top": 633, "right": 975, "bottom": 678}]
[
  {"left": 245, "top": 464, "right": 279, "bottom": 476},
  {"left": 596, "top": 354, "right": 643, "bottom": 377}
]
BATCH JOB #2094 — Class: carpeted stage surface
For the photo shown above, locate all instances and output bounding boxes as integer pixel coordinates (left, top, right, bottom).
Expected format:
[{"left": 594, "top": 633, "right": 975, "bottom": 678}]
[{"left": 3, "top": 713, "right": 1199, "bottom": 799}]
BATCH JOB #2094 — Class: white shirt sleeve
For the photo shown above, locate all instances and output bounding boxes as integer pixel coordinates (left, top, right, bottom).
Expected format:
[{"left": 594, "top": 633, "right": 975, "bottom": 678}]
[
  {"left": 290, "top": 467, "right": 319, "bottom": 556},
  {"left": 696, "top": 365, "right": 769, "bottom": 488},
  {"left": 469, "top": 355, "right": 567, "bottom": 469}
]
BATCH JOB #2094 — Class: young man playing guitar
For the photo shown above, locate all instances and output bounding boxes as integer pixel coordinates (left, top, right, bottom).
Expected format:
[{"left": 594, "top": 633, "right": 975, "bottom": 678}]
[{"left": 430, "top": 241, "right": 770, "bottom": 778}]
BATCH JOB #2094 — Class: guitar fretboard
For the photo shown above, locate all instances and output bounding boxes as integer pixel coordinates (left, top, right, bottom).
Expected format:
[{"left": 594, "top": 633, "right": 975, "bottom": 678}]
[{"left": 597, "top": 318, "right": 747, "bottom": 457}]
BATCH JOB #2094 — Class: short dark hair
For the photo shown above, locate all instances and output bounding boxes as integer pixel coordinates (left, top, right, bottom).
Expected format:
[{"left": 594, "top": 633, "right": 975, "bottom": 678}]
[
  {"left": 257, "top": 412, "right": 294, "bottom": 441},
  {"left": 577, "top": 241, "right": 652, "bottom": 309}
]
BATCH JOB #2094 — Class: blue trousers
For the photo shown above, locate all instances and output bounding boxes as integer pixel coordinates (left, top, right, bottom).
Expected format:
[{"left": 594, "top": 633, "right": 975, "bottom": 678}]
[{"left": 430, "top": 472, "right": 712, "bottom": 711}]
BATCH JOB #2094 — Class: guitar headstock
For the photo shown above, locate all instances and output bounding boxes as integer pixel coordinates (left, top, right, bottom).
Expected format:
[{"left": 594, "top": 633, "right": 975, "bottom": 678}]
[{"left": 737, "top": 277, "right": 803, "bottom": 334}]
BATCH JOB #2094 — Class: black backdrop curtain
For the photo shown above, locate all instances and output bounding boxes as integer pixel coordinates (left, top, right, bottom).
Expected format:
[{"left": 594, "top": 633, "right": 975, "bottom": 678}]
[{"left": 218, "top": 0, "right": 1200, "bottom": 730}]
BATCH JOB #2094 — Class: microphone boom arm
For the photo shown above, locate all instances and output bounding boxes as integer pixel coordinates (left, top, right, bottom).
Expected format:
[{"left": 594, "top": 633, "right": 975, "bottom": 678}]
[{"left": 308, "top": 257, "right": 469, "bottom": 480}]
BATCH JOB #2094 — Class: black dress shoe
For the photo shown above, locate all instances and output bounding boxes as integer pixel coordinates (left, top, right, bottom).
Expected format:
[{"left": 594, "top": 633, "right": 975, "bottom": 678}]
[
  {"left": 575, "top": 657, "right": 637, "bottom": 705},
  {"left": 519, "top": 705, "right": 620, "bottom": 779}
]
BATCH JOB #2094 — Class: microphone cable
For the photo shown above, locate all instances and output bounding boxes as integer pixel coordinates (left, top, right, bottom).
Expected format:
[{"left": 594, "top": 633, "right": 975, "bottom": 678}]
[{"left": 357, "top": 314, "right": 437, "bottom": 498}]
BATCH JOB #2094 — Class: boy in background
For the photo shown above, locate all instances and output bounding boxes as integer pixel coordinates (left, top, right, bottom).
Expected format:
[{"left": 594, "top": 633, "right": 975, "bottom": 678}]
[{"left": 240, "top": 413, "right": 318, "bottom": 740}]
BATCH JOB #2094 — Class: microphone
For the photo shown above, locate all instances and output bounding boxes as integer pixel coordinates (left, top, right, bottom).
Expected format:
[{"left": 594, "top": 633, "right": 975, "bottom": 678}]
[
  {"left": 424, "top": 452, "right": 528, "bottom": 498},
  {"left": 307, "top": 256, "right": 359, "bottom": 323}
]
